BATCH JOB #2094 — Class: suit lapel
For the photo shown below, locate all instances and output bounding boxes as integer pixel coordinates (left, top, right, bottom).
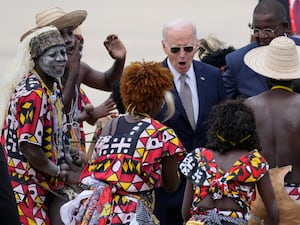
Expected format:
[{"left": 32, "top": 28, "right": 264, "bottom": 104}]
[{"left": 194, "top": 63, "right": 206, "bottom": 130}]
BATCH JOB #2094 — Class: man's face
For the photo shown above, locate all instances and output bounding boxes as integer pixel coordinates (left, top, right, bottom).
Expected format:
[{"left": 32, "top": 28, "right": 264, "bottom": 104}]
[
  {"left": 252, "top": 12, "right": 285, "bottom": 46},
  {"left": 59, "top": 27, "right": 75, "bottom": 54},
  {"left": 37, "top": 45, "right": 67, "bottom": 79},
  {"left": 162, "top": 25, "right": 197, "bottom": 75}
]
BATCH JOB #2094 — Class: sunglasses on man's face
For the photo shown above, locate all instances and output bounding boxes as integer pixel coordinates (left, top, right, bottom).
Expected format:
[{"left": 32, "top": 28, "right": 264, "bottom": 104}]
[{"left": 170, "top": 46, "right": 194, "bottom": 54}]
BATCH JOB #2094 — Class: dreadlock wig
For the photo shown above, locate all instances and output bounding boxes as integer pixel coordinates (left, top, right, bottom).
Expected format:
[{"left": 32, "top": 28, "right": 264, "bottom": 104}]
[
  {"left": 120, "top": 61, "right": 174, "bottom": 117},
  {"left": 206, "top": 99, "right": 261, "bottom": 153}
]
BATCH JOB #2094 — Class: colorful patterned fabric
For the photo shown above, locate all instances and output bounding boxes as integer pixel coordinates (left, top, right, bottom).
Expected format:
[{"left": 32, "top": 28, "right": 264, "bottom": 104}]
[
  {"left": 66, "top": 86, "right": 91, "bottom": 152},
  {"left": 285, "top": 183, "right": 300, "bottom": 202},
  {"left": 77, "top": 116, "right": 185, "bottom": 224},
  {"left": 75, "top": 182, "right": 113, "bottom": 225},
  {"left": 1, "top": 71, "right": 67, "bottom": 225},
  {"left": 187, "top": 208, "right": 247, "bottom": 225},
  {"left": 179, "top": 148, "right": 269, "bottom": 220}
]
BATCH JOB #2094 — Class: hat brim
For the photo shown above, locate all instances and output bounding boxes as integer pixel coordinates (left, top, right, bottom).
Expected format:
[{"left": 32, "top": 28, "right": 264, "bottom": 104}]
[
  {"left": 244, "top": 46, "right": 300, "bottom": 80},
  {"left": 43, "top": 10, "right": 87, "bottom": 30},
  {"left": 20, "top": 10, "right": 87, "bottom": 41}
]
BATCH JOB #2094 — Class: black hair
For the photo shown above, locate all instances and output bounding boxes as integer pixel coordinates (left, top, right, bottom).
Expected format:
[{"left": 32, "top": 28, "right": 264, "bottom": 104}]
[
  {"left": 111, "top": 80, "right": 126, "bottom": 114},
  {"left": 201, "top": 47, "right": 235, "bottom": 69},
  {"left": 206, "top": 99, "right": 261, "bottom": 153}
]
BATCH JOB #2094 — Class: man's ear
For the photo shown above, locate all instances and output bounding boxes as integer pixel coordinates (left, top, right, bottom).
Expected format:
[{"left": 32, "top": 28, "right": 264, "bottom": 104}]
[
  {"left": 282, "top": 20, "right": 290, "bottom": 30},
  {"left": 162, "top": 40, "right": 166, "bottom": 49}
]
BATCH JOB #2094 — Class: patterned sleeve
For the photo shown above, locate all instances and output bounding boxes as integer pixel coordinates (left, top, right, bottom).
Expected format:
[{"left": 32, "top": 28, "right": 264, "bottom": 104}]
[
  {"left": 161, "top": 127, "right": 186, "bottom": 161},
  {"left": 179, "top": 148, "right": 205, "bottom": 184},
  {"left": 17, "top": 89, "right": 48, "bottom": 146},
  {"left": 237, "top": 149, "right": 269, "bottom": 182},
  {"left": 141, "top": 126, "right": 186, "bottom": 188}
]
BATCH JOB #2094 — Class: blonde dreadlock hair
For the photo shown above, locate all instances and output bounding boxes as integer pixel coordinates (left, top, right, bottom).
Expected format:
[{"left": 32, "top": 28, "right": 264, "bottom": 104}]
[{"left": 0, "top": 26, "right": 62, "bottom": 131}]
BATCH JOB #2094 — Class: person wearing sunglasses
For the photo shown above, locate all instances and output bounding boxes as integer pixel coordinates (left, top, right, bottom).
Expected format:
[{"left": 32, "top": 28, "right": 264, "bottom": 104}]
[
  {"left": 222, "top": 0, "right": 300, "bottom": 99},
  {"left": 154, "top": 18, "right": 226, "bottom": 225}
]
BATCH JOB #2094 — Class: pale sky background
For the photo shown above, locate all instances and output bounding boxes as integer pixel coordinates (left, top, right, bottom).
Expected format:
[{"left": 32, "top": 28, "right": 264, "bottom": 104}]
[{"left": 0, "top": 0, "right": 258, "bottom": 146}]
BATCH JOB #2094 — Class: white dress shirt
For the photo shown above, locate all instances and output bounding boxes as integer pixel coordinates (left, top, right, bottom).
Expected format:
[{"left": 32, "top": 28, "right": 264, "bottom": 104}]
[{"left": 167, "top": 59, "right": 199, "bottom": 124}]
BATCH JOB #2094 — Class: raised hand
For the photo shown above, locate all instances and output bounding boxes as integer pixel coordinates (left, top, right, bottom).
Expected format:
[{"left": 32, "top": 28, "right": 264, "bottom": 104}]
[
  {"left": 84, "top": 97, "right": 116, "bottom": 125},
  {"left": 103, "top": 34, "right": 126, "bottom": 60}
]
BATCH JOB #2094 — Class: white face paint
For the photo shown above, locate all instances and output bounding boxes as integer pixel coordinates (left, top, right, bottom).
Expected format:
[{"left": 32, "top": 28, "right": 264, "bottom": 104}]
[{"left": 37, "top": 46, "right": 67, "bottom": 79}]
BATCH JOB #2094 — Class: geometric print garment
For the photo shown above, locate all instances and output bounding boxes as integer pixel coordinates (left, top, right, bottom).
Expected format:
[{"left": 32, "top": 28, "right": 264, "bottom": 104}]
[
  {"left": 179, "top": 148, "right": 269, "bottom": 219},
  {"left": 79, "top": 116, "right": 185, "bottom": 224},
  {"left": 1, "top": 71, "right": 66, "bottom": 225},
  {"left": 66, "top": 86, "right": 91, "bottom": 153}
]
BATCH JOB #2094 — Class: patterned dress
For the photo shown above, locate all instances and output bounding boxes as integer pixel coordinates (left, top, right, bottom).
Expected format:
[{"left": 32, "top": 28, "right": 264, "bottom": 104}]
[
  {"left": 1, "top": 70, "right": 67, "bottom": 225},
  {"left": 179, "top": 147, "right": 269, "bottom": 224},
  {"left": 69, "top": 116, "right": 185, "bottom": 225}
]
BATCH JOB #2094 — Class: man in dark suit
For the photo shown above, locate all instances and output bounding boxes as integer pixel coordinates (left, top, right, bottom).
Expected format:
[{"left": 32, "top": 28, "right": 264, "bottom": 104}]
[
  {"left": 154, "top": 18, "right": 226, "bottom": 225},
  {"left": 223, "top": 0, "right": 300, "bottom": 99}
]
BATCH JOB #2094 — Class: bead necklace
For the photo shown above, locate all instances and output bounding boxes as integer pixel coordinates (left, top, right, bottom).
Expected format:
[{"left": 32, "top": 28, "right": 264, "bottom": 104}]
[{"left": 271, "top": 85, "right": 293, "bottom": 92}]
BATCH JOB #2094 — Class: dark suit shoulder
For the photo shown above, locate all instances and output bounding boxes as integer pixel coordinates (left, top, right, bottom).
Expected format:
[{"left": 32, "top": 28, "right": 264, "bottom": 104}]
[
  {"left": 192, "top": 60, "right": 220, "bottom": 75},
  {"left": 290, "top": 35, "right": 300, "bottom": 45},
  {"left": 226, "top": 42, "right": 258, "bottom": 61}
]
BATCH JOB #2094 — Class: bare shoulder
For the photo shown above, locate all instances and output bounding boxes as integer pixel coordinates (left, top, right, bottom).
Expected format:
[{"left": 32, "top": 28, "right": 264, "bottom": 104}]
[{"left": 79, "top": 61, "right": 105, "bottom": 87}]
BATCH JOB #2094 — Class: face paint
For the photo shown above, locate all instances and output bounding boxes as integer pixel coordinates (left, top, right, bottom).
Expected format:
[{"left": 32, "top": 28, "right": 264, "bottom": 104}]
[{"left": 37, "top": 46, "right": 67, "bottom": 78}]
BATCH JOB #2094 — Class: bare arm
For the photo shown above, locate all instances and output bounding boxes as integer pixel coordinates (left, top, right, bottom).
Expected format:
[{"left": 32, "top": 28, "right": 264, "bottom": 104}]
[
  {"left": 62, "top": 36, "right": 82, "bottom": 112},
  {"left": 80, "top": 34, "right": 126, "bottom": 91},
  {"left": 161, "top": 154, "right": 180, "bottom": 193},
  {"left": 20, "top": 142, "right": 69, "bottom": 181},
  {"left": 256, "top": 172, "right": 280, "bottom": 225},
  {"left": 182, "top": 180, "right": 193, "bottom": 222}
]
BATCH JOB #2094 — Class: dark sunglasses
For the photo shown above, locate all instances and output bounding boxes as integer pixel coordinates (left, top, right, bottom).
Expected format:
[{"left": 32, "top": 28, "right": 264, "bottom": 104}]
[{"left": 170, "top": 46, "right": 194, "bottom": 54}]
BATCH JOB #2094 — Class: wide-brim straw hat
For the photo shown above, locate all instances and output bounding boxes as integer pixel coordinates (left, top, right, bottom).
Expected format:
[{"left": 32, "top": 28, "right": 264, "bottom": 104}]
[
  {"left": 20, "top": 7, "right": 87, "bottom": 41},
  {"left": 244, "top": 36, "right": 300, "bottom": 80}
]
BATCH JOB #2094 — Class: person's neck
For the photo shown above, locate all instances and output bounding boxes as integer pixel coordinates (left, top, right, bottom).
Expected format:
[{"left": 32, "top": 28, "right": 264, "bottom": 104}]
[
  {"left": 34, "top": 67, "right": 57, "bottom": 91},
  {"left": 125, "top": 111, "right": 150, "bottom": 123}
]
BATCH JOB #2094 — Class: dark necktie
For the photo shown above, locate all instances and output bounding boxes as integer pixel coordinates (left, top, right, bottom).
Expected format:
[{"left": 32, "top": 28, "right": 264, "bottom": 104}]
[{"left": 180, "top": 74, "right": 195, "bottom": 129}]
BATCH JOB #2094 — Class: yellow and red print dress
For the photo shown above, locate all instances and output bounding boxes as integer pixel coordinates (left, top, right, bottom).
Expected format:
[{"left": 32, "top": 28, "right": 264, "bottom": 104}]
[
  {"left": 76, "top": 116, "right": 185, "bottom": 225},
  {"left": 179, "top": 148, "right": 269, "bottom": 223}
]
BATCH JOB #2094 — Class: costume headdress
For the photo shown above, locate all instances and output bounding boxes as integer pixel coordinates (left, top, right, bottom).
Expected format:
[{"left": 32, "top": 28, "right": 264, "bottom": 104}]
[
  {"left": 30, "top": 29, "right": 65, "bottom": 59},
  {"left": 244, "top": 36, "right": 300, "bottom": 80},
  {"left": 0, "top": 26, "right": 63, "bottom": 131}
]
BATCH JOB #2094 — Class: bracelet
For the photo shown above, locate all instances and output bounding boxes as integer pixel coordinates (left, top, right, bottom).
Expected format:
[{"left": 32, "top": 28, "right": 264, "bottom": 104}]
[{"left": 55, "top": 165, "right": 61, "bottom": 177}]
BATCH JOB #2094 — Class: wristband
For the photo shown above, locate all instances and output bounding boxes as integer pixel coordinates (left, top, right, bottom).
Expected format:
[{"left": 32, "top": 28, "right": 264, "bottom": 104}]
[{"left": 55, "top": 165, "right": 61, "bottom": 177}]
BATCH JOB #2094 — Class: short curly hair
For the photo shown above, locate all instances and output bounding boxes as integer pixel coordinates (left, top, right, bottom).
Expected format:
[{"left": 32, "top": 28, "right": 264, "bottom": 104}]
[
  {"left": 206, "top": 99, "right": 261, "bottom": 153},
  {"left": 120, "top": 61, "right": 174, "bottom": 116}
]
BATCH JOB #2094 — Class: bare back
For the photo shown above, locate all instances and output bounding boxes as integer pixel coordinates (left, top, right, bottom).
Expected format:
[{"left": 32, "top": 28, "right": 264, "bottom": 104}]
[{"left": 246, "top": 90, "right": 300, "bottom": 183}]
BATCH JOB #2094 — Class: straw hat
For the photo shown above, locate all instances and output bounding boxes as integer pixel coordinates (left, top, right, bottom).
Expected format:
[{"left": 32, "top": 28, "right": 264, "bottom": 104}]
[
  {"left": 35, "top": 7, "right": 87, "bottom": 30},
  {"left": 20, "top": 7, "right": 87, "bottom": 41},
  {"left": 244, "top": 36, "right": 300, "bottom": 80}
]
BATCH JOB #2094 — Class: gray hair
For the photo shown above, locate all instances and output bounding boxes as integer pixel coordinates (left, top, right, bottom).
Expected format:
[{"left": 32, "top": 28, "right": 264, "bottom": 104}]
[{"left": 162, "top": 18, "right": 197, "bottom": 43}]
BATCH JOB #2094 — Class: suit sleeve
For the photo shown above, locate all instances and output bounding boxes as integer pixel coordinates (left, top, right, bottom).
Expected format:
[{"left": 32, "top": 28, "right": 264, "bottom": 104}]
[{"left": 222, "top": 53, "right": 238, "bottom": 99}]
